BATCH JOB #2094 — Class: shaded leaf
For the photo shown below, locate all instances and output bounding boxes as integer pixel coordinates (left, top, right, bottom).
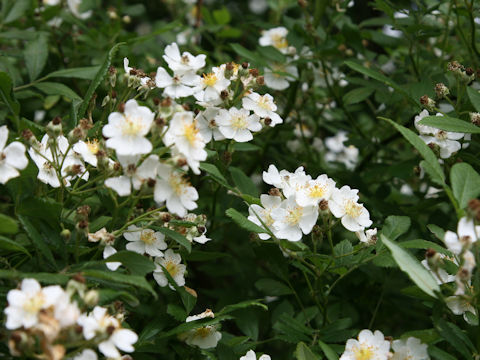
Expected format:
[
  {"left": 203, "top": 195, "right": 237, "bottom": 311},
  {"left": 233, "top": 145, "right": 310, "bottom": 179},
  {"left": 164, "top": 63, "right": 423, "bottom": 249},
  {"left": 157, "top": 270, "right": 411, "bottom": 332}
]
[{"left": 450, "top": 163, "right": 480, "bottom": 209}]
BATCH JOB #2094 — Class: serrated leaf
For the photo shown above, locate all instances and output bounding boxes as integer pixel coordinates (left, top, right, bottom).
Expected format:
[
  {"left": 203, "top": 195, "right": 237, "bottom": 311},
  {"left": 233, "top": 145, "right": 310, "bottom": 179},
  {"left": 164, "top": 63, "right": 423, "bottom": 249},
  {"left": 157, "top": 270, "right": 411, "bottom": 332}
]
[
  {"left": 77, "top": 42, "right": 125, "bottom": 118},
  {"left": 450, "top": 163, "right": 480, "bottom": 209},
  {"left": 318, "top": 341, "right": 339, "bottom": 360},
  {"left": 381, "top": 235, "right": 440, "bottom": 298},
  {"left": 467, "top": 87, "right": 480, "bottom": 112},
  {"left": 34, "top": 82, "right": 82, "bottom": 100},
  {"left": 151, "top": 226, "right": 191, "bottom": 253},
  {"left": 225, "top": 208, "right": 266, "bottom": 233},
  {"left": 0, "top": 214, "right": 18, "bottom": 234},
  {"left": 380, "top": 117, "right": 445, "bottom": 184},
  {"left": 418, "top": 116, "right": 480, "bottom": 134},
  {"left": 296, "top": 342, "right": 320, "bottom": 360},
  {"left": 104, "top": 250, "right": 155, "bottom": 276},
  {"left": 381, "top": 215, "right": 411, "bottom": 241},
  {"left": 24, "top": 34, "right": 48, "bottom": 81},
  {"left": 255, "top": 278, "right": 292, "bottom": 296}
]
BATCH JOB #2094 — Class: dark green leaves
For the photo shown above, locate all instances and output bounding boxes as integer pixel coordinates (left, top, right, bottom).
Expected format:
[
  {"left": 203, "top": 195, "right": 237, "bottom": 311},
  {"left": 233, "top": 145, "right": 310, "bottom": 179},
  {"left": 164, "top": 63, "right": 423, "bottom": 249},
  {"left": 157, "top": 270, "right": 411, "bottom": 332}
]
[
  {"left": 82, "top": 269, "right": 156, "bottom": 297},
  {"left": 24, "top": 34, "right": 49, "bottom": 81},
  {"left": 0, "top": 71, "right": 20, "bottom": 117},
  {"left": 255, "top": 278, "right": 292, "bottom": 296},
  {"left": 225, "top": 208, "right": 266, "bottom": 234},
  {"left": 295, "top": 342, "right": 320, "bottom": 360},
  {"left": 2, "top": 0, "right": 31, "bottom": 24},
  {"left": 105, "top": 250, "right": 155, "bottom": 276},
  {"left": 419, "top": 116, "right": 480, "bottom": 134},
  {"left": 450, "top": 163, "right": 480, "bottom": 209},
  {"left": 152, "top": 226, "right": 192, "bottom": 253},
  {"left": 0, "top": 214, "right": 18, "bottom": 234}
]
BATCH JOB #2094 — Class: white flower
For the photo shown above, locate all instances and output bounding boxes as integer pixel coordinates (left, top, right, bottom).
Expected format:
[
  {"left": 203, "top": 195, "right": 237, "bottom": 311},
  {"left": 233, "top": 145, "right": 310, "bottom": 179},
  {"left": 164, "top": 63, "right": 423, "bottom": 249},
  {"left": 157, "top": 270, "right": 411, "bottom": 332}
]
[
  {"left": 196, "top": 106, "right": 225, "bottom": 142},
  {"left": 73, "top": 139, "right": 100, "bottom": 167},
  {"left": 242, "top": 92, "right": 283, "bottom": 126},
  {"left": 153, "top": 249, "right": 186, "bottom": 288},
  {"left": 67, "top": 0, "right": 92, "bottom": 19},
  {"left": 103, "top": 245, "right": 121, "bottom": 271},
  {"left": 123, "top": 225, "right": 167, "bottom": 256},
  {"left": 70, "top": 349, "right": 97, "bottom": 360},
  {"left": 295, "top": 174, "right": 336, "bottom": 207},
  {"left": 163, "top": 111, "right": 207, "bottom": 174},
  {"left": 77, "top": 306, "right": 137, "bottom": 359},
  {"left": 271, "top": 196, "right": 318, "bottom": 241},
  {"left": 54, "top": 291, "right": 80, "bottom": 328},
  {"left": 264, "top": 63, "right": 298, "bottom": 90},
  {"left": 446, "top": 295, "right": 477, "bottom": 323},
  {"left": 215, "top": 107, "right": 262, "bottom": 142},
  {"left": 324, "top": 131, "right": 359, "bottom": 170},
  {"left": 329, "top": 186, "right": 372, "bottom": 232},
  {"left": 155, "top": 67, "right": 200, "bottom": 98},
  {"left": 163, "top": 42, "right": 206, "bottom": 75},
  {"left": 0, "top": 125, "right": 28, "bottom": 184},
  {"left": 4, "top": 279, "right": 64, "bottom": 330},
  {"left": 280, "top": 167, "right": 311, "bottom": 198},
  {"left": 194, "top": 67, "right": 231, "bottom": 103},
  {"left": 241, "top": 350, "right": 271, "bottom": 360},
  {"left": 259, "top": 27, "right": 290, "bottom": 54},
  {"left": 391, "top": 337, "right": 429, "bottom": 360},
  {"left": 181, "top": 309, "right": 222, "bottom": 349},
  {"left": 444, "top": 217, "right": 480, "bottom": 254},
  {"left": 102, "top": 99, "right": 154, "bottom": 156},
  {"left": 154, "top": 163, "right": 198, "bottom": 216},
  {"left": 340, "top": 329, "right": 390, "bottom": 360},
  {"left": 356, "top": 228, "right": 378, "bottom": 246},
  {"left": 414, "top": 110, "right": 437, "bottom": 135},
  {"left": 105, "top": 154, "right": 159, "bottom": 196},
  {"left": 248, "top": 194, "right": 282, "bottom": 239}
]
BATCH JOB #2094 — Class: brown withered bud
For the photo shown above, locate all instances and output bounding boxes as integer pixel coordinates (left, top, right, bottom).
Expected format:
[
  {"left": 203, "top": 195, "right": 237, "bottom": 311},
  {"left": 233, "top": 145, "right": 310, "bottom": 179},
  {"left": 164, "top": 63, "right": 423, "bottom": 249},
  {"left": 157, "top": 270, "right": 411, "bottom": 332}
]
[
  {"left": 269, "top": 187, "right": 282, "bottom": 197},
  {"left": 425, "top": 248, "right": 436, "bottom": 258},
  {"left": 197, "top": 225, "right": 206, "bottom": 234},
  {"left": 457, "top": 268, "right": 471, "bottom": 281},
  {"left": 319, "top": 199, "right": 329, "bottom": 211},
  {"left": 312, "top": 224, "right": 322, "bottom": 237},
  {"left": 242, "top": 62, "right": 249, "bottom": 69},
  {"left": 155, "top": 117, "right": 165, "bottom": 127},
  {"left": 177, "top": 158, "right": 187, "bottom": 167},
  {"left": 435, "top": 83, "right": 449, "bottom": 99},
  {"left": 77, "top": 220, "right": 89, "bottom": 229},
  {"left": 256, "top": 76, "right": 265, "bottom": 85},
  {"left": 111, "top": 90, "right": 117, "bottom": 99},
  {"left": 264, "top": 117, "right": 272, "bottom": 126},
  {"left": 52, "top": 116, "right": 62, "bottom": 125},
  {"left": 74, "top": 325, "right": 83, "bottom": 334},
  {"left": 249, "top": 68, "right": 259, "bottom": 77},
  {"left": 161, "top": 97, "right": 172, "bottom": 107},
  {"left": 184, "top": 286, "right": 198, "bottom": 298},
  {"left": 68, "top": 164, "right": 82, "bottom": 176},
  {"left": 468, "top": 198, "right": 480, "bottom": 220},
  {"left": 108, "top": 66, "right": 117, "bottom": 76},
  {"left": 129, "top": 68, "right": 138, "bottom": 76},
  {"left": 220, "top": 90, "right": 229, "bottom": 100},
  {"left": 106, "top": 325, "right": 116, "bottom": 335},
  {"left": 21, "top": 129, "right": 34, "bottom": 141},
  {"left": 470, "top": 112, "right": 480, "bottom": 126},
  {"left": 194, "top": 108, "right": 200, "bottom": 115},
  {"left": 118, "top": 102, "right": 125, "bottom": 112},
  {"left": 226, "top": 62, "right": 234, "bottom": 71},
  {"left": 113, "top": 162, "right": 122, "bottom": 171},
  {"left": 147, "top": 178, "right": 156, "bottom": 188},
  {"left": 385, "top": 336, "right": 393, "bottom": 342},
  {"left": 182, "top": 103, "right": 190, "bottom": 111},
  {"left": 79, "top": 118, "right": 93, "bottom": 130},
  {"left": 466, "top": 67, "right": 474, "bottom": 76},
  {"left": 10, "top": 332, "right": 22, "bottom": 344},
  {"left": 149, "top": 72, "right": 156, "bottom": 79},
  {"left": 161, "top": 212, "right": 172, "bottom": 222},
  {"left": 153, "top": 97, "right": 161, "bottom": 106},
  {"left": 77, "top": 205, "right": 91, "bottom": 218},
  {"left": 72, "top": 273, "right": 86, "bottom": 283}
]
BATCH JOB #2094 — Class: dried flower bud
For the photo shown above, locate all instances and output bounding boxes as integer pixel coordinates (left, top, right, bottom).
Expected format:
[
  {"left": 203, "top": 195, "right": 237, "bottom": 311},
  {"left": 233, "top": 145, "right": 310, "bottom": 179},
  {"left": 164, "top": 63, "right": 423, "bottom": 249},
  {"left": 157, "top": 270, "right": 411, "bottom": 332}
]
[
  {"left": 72, "top": 273, "right": 86, "bottom": 284},
  {"left": 435, "top": 83, "right": 449, "bottom": 99},
  {"left": 466, "top": 67, "right": 474, "bottom": 76},
  {"left": 319, "top": 199, "right": 329, "bottom": 211},
  {"left": 256, "top": 76, "right": 265, "bottom": 85},
  {"left": 118, "top": 102, "right": 125, "bottom": 112},
  {"left": 220, "top": 90, "right": 229, "bottom": 100},
  {"left": 249, "top": 68, "right": 259, "bottom": 77},
  {"left": 242, "top": 62, "right": 249, "bottom": 69},
  {"left": 161, "top": 212, "right": 172, "bottom": 222},
  {"left": 226, "top": 62, "right": 234, "bottom": 71},
  {"left": 420, "top": 95, "right": 436, "bottom": 112},
  {"left": 264, "top": 117, "right": 272, "bottom": 126},
  {"left": 268, "top": 187, "right": 282, "bottom": 197},
  {"left": 147, "top": 178, "right": 156, "bottom": 188},
  {"left": 161, "top": 97, "right": 172, "bottom": 107},
  {"left": 470, "top": 112, "right": 480, "bottom": 126},
  {"left": 176, "top": 158, "right": 187, "bottom": 167},
  {"left": 76, "top": 205, "right": 91, "bottom": 219}
]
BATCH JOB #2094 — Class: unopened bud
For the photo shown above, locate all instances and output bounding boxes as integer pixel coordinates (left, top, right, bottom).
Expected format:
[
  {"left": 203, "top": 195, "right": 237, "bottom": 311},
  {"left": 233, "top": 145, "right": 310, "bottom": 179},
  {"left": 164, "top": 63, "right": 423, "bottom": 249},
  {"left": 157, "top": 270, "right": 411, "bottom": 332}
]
[
  {"left": 61, "top": 229, "right": 71, "bottom": 241},
  {"left": 268, "top": 187, "right": 282, "bottom": 197},
  {"left": 118, "top": 103, "right": 125, "bottom": 112},
  {"left": 435, "top": 83, "right": 449, "bottom": 99},
  {"left": 122, "top": 15, "right": 131, "bottom": 24},
  {"left": 83, "top": 290, "right": 99, "bottom": 306},
  {"left": 102, "top": 95, "right": 110, "bottom": 107},
  {"left": 47, "top": 119, "right": 63, "bottom": 137},
  {"left": 249, "top": 68, "right": 259, "bottom": 77},
  {"left": 256, "top": 76, "right": 265, "bottom": 85},
  {"left": 470, "top": 112, "right": 480, "bottom": 126},
  {"left": 420, "top": 95, "right": 436, "bottom": 112}
]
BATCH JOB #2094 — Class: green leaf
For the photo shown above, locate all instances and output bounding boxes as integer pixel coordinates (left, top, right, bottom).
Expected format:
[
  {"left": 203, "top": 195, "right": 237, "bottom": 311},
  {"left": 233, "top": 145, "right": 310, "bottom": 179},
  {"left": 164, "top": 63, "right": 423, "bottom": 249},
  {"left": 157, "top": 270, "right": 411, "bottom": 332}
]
[
  {"left": 24, "top": 34, "right": 49, "bottom": 81},
  {"left": 0, "top": 214, "right": 18, "bottom": 234},
  {"left": 200, "top": 163, "right": 231, "bottom": 188},
  {"left": 450, "top": 163, "right": 480, "bottom": 209},
  {"left": 219, "top": 299, "right": 268, "bottom": 315},
  {"left": 428, "top": 345, "right": 457, "bottom": 360},
  {"left": 400, "top": 239, "right": 451, "bottom": 255},
  {"left": 380, "top": 117, "right": 445, "bottom": 184},
  {"left": 225, "top": 208, "right": 266, "bottom": 234},
  {"left": 2, "top": 0, "right": 30, "bottom": 24},
  {"left": 296, "top": 342, "right": 320, "bottom": 360},
  {"left": 213, "top": 7, "right": 231, "bottom": 24},
  {"left": 82, "top": 269, "right": 157, "bottom": 297},
  {"left": 381, "top": 234, "right": 440, "bottom": 298},
  {"left": 0, "top": 235, "right": 30, "bottom": 256},
  {"left": 318, "top": 341, "right": 339, "bottom": 360},
  {"left": 230, "top": 43, "right": 263, "bottom": 65},
  {"left": 151, "top": 226, "right": 191, "bottom": 253},
  {"left": 77, "top": 42, "right": 125, "bottom": 118},
  {"left": 333, "top": 239, "right": 353, "bottom": 266},
  {"left": 229, "top": 166, "right": 258, "bottom": 196},
  {"left": 343, "top": 87, "right": 374, "bottom": 105},
  {"left": 0, "top": 71, "right": 20, "bottom": 116},
  {"left": 18, "top": 215, "right": 56, "bottom": 269},
  {"left": 434, "top": 318, "right": 473, "bottom": 359},
  {"left": 255, "top": 278, "right": 293, "bottom": 296},
  {"left": 34, "top": 82, "right": 81, "bottom": 101},
  {"left": 17, "top": 197, "right": 62, "bottom": 222},
  {"left": 45, "top": 66, "right": 101, "bottom": 80},
  {"left": 0, "top": 269, "right": 68, "bottom": 284},
  {"left": 381, "top": 215, "right": 411, "bottom": 241},
  {"left": 418, "top": 116, "right": 480, "bottom": 134},
  {"left": 467, "top": 87, "right": 480, "bottom": 112},
  {"left": 104, "top": 250, "right": 155, "bottom": 276}
]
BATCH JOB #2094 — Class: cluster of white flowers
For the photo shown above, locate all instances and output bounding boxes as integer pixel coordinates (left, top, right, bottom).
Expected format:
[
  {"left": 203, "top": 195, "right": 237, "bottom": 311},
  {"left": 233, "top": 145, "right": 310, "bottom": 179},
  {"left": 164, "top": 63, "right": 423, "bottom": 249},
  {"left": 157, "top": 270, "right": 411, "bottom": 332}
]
[
  {"left": 340, "top": 329, "right": 429, "bottom": 360},
  {"left": 258, "top": 27, "right": 298, "bottom": 91},
  {"left": 248, "top": 164, "right": 374, "bottom": 242},
  {"left": 4, "top": 278, "right": 137, "bottom": 359},
  {"left": 414, "top": 109, "right": 469, "bottom": 159}
]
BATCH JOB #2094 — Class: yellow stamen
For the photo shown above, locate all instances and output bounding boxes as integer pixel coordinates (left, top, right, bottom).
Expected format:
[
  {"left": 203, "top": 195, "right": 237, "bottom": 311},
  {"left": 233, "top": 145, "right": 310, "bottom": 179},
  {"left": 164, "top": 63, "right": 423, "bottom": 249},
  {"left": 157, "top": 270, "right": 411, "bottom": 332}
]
[
  {"left": 353, "top": 345, "right": 374, "bottom": 360},
  {"left": 202, "top": 73, "right": 218, "bottom": 87},
  {"left": 122, "top": 115, "right": 145, "bottom": 136},
  {"left": 23, "top": 293, "right": 45, "bottom": 315},
  {"left": 86, "top": 139, "right": 100, "bottom": 154},
  {"left": 140, "top": 230, "right": 156, "bottom": 245},
  {"left": 344, "top": 200, "right": 362, "bottom": 218},
  {"left": 286, "top": 206, "right": 303, "bottom": 226},
  {"left": 183, "top": 121, "right": 199, "bottom": 145}
]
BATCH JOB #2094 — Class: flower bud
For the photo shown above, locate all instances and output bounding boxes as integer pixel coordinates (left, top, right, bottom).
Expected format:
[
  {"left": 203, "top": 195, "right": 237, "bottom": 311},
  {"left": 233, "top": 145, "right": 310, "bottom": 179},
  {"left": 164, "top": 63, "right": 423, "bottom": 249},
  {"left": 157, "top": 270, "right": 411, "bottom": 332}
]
[
  {"left": 470, "top": 112, "right": 480, "bottom": 126},
  {"left": 268, "top": 187, "right": 282, "bottom": 197},
  {"left": 68, "top": 127, "right": 86, "bottom": 143},
  {"left": 46, "top": 117, "right": 63, "bottom": 137},
  {"left": 76, "top": 205, "right": 91, "bottom": 221},
  {"left": 83, "top": 290, "right": 99, "bottom": 306},
  {"left": 435, "top": 83, "right": 449, "bottom": 99},
  {"left": 102, "top": 95, "right": 110, "bottom": 107},
  {"left": 60, "top": 229, "right": 71, "bottom": 241},
  {"left": 256, "top": 76, "right": 265, "bottom": 86},
  {"left": 420, "top": 95, "right": 436, "bottom": 112},
  {"left": 108, "top": 65, "right": 117, "bottom": 87}
]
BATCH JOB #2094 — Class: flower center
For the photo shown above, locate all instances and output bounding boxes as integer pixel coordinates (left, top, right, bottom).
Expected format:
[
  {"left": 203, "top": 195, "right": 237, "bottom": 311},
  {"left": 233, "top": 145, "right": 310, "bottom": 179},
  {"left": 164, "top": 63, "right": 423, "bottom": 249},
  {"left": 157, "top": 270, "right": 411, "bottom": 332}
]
[
  {"left": 86, "top": 139, "right": 99, "bottom": 154},
  {"left": 181, "top": 55, "right": 190, "bottom": 64},
  {"left": 353, "top": 345, "right": 374, "bottom": 360},
  {"left": 231, "top": 115, "right": 248, "bottom": 130},
  {"left": 183, "top": 122, "right": 199, "bottom": 145},
  {"left": 286, "top": 206, "right": 303, "bottom": 226},
  {"left": 23, "top": 293, "right": 45, "bottom": 315},
  {"left": 435, "top": 130, "right": 447, "bottom": 140},
  {"left": 168, "top": 173, "right": 188, "bottom": 196},
  {"left": 308, "top": 184, "right": 326, "bottom": 199},
  {"left": 258, "top": 96, "right": 273, "bottom": 111},
  {"left": 202, "top": 73, "right": 218, "bottom": 87},
  {"left": 194, "top": 326, "right": 213, "bottom": 338},
  {"left": 140, "top": 230, "right": 156, "bottom": 245},
  {"left": 344, "top": 200, "right": 362, "bottom": 218},
  {"left": 165, "top": 261, "right": 180, "bottom": 277},
  {"left": 122, "top": 114, "right": 145, "bottom": 136},
  {"left": 262, "top": 209, "right": 274, "bottom": 227},
  {"left": 272, "top": 34, "right": 288, "bottom": 49}
]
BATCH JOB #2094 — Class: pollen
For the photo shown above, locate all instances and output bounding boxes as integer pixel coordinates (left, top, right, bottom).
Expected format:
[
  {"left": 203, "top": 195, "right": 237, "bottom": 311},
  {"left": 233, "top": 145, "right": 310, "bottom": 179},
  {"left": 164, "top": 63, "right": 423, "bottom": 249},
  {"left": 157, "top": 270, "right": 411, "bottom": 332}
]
[
  {"left": 169, "top": 173, "right": 189, "bottom": 196},
  {"left": 353, "top": 345, "right": 374, "bottom": 360},
  {"left": 286, "top": 206, "right": 303, "bottom": 226},
  {"left": 86, "top": 139, "right": 100, "bottom": 154},
  {"left": 258, "top": 96, "right": 273, "bottom": 111},
  {"left": 165, "top": 261, "right": 180, "bottom": 277},
  {"left": 202, "top": 73, "right": 218, "bottom": 87},
  {"left": 121, "top": 115, "right": 145, "bottom": 136},
  {"left": 230, "top": 115, "right": 248, "bottom": 130},
  {"left": 140, "top": 230, "right": 156, "bottom": 245},
  {"left": 344, "top": 200, "right": 362, "bottom": 218},
  {"left": 308, "top": 184, "right": 326, "bottom": 199},
  {"left": 183, "top": 121, "right": 200, "bottom": 145},
  {"left": 23, "top": 294, "right": 45, "bottom": 315},
  {"left": 271, "top": 34, "right": 288, "bottom": 49}
]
